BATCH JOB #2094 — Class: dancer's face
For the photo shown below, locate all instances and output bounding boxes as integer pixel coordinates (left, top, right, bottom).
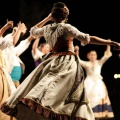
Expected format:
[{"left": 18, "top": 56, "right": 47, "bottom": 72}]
[{"left": 87, "top": 51, "right": 97, "bottom": 62}]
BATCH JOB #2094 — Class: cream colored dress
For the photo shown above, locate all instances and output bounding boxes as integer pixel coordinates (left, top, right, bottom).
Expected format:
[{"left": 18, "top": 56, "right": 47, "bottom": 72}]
[
  {"left": 1, "top": 23, "right": 95, "bottom": 120},
  {"left": 79, "top": 51, "right": 114, "bottom": 118}
]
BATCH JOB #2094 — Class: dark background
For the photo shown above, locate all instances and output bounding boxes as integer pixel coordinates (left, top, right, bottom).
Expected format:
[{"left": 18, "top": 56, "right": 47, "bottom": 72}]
[{"left": 0, "top": 0, "right": 120, "bottom": 119}]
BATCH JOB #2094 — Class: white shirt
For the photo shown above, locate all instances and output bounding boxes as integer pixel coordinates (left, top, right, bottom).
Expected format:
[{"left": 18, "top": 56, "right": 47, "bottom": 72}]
[
  {"left": 2, "top": 34, "right": 31, "bottom": 73},
  {"left": 31, "top": 48, "right": 44, "bottom": 61},
  {"left": 30, "top": 23, "right": 90, "bottom": 49}
]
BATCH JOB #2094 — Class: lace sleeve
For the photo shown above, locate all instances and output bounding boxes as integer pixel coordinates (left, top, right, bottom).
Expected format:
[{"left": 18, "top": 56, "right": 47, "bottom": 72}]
[
  {"left": 30, "top": 26, "right": 44, "bottom": 38},
  {"left": 66, "top": 24, "right": 90, "bottom": 46}
]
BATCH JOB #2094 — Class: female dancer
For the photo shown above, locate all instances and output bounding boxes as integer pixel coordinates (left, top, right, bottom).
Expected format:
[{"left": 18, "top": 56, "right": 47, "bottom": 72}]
[
  {"left": 0, "top": 21, "right": 16, "bottom": 120},
  {"left": 3, "top": 22, "right": 34, "bottom": 88},
  {"left": 1, "top": 2, "right": 120, "bottom": 120},
  {"left": 32, "top": 37, "right": 51, "bottom": 67},
  {"left": 75, "top": 44, "right": 114, "bottom": 119}
]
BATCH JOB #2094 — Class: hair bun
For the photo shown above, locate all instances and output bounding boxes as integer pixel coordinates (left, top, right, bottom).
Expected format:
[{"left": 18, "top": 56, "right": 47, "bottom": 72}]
[
  {"left": 51, "top": 2, "right": 69, "bottom": 23},
  {"left": 53, "top": 2, "right": 66, "bottom": 8}
]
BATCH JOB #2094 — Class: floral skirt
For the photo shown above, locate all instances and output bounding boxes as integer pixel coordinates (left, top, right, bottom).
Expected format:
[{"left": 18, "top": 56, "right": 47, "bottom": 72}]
[{"left": 1, "top": 55, "right": 95, "bottom": 120}]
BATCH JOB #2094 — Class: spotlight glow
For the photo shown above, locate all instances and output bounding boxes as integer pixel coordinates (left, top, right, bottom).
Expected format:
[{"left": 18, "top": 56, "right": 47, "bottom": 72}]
[{"left": 114, "top": 74, "right": 120, "bottom": 79}]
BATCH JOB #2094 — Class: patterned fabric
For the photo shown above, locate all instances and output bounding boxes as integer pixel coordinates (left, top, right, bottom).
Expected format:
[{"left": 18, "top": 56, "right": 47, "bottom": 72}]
[
  {"left": 30, "top": 23, "right": 90, "bottom": 48},
  {"left": 92, "top": 98, "right": 114, "bottom": 118}
]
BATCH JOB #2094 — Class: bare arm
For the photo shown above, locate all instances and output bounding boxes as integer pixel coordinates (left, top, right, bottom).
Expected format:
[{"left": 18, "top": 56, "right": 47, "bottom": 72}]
[
  {"left": 35, "top": 13, "right": 52, "bottom": 28},
  {"left": 0, "top": 20, "right": 13, "bottom": 36},
  {"left": 27, "top": 35, "right": 35, "bottom": 42},
  {"left": 105, "top": 39, "right": 112, "bottom": 56},
  {"left": 74, "top": 45, "right": 79, "bottom": 56},
  {"left": 32, "top": 38, "right": 40, "bottom": 55},
  {"left": 12, "top": 22, "right": 27, "bottom": 45},
  {"left": 90, "top": 36, "right": 120, "bottom": 47},
  {"left": 99, "top": 43, "right": 112, "bottom": 65},
  {"left": 14, "top": 35, "right": 34, "bottom": 56}
]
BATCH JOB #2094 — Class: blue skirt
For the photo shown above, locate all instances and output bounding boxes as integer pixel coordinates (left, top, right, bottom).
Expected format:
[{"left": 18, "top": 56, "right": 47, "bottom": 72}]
[{"left": 10, "top": 66, "right": 22, "bottom": 81}]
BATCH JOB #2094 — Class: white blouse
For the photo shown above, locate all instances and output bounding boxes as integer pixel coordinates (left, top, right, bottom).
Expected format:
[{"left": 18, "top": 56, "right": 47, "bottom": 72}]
[
  {"left": 79, "top": 51, "right": 112, "bottom": 80},
  {"left": 31, "top": 48, "right": 44, "bottom": 61},
  {"left": 0, "top": 36, "right": 13, "bottom": 50},
  {"left": 1, "top": 34, "right": 31, "bottom": 74},
  {"left": 30, "top": 23, "right": 90, "bottom": 49}
]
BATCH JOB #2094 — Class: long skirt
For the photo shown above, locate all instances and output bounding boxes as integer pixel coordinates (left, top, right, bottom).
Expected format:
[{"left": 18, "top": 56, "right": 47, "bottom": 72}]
[
  {"left": 1, "top": 55, "right": 95, "bottom": 120},
  {"left": 0, "top": 67, "right": 16, "bottom": 120},
  {"left": 84, "top": 77, "right": 114, "bottom": 119}
]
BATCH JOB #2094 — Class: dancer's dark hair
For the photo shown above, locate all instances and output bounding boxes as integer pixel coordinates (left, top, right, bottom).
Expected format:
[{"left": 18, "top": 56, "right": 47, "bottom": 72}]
[{"left": 51, "top": 2, "right": 69, "bottom": 23}]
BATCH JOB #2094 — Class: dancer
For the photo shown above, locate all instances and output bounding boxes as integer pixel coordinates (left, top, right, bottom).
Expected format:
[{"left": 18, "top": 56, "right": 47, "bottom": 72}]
[
  {"left": 0, "top": 21, "right": 16, "bottom": 120},
  {"left": 0, "top": 19, "right": 13, "bottom": 37},
  {"left": 1, "top": 2, "right": 120, "bottom": 120},
  {"left": 2, "top": 21, "right": 27, "bottom": 88},
  {"left": 3, "top": 22, "right": 34, "bottom": 88},
  {"left": 75, "top": 44, "right": 114, "bottom": 119},
  {"left": 32, "top": 37, "right": 51, "bottom": 67}
]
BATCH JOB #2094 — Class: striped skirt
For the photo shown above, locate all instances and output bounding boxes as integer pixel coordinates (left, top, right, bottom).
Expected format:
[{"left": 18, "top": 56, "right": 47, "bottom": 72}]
[{"left": 84, "top": 77, "right": 114, "bottom": 119}]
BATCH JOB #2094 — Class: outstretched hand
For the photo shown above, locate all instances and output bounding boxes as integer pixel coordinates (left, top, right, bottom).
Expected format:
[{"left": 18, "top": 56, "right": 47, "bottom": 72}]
[
  {"left": 47, "top": 13, "right": 53, "bottom": 21},
  {"left": 6, "top": 19, "right": 14, "bottom": 28},
  {"left": 107, "top": 39, "right": 120, "bottom": 51},
  {"left": 74, "top": 45, "right": 79, "bottom": 55},
  {"left": 74, "top": 45, "right": 79, "bottom": 51},
  {"left": 113, "top": 42, "right": 120, "bottom": 51},
  {"left": 17, "top": 21, "right": 27, "bottom": 35}
]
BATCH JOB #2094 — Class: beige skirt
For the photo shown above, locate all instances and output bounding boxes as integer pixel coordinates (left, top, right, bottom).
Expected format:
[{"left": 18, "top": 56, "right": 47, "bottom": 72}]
[
  {"left": 1, "top": 55, "right": 95, "bottom": 120},
  {"left": 0, "top": 67, "right": 16, "bottom": 120}
]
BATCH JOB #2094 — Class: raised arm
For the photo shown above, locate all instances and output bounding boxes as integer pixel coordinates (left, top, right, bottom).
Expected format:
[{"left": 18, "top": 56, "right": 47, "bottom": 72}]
[
  {"left": 90, "top": 36, "right": 120, "bottom": 49},
  {"left": 65, "top": 24, "right": 120, "bottom": 50},
  {"left": 105, "top": 39, "right": 112, "bottom": 56},
  {"left": 74, "top": 45, "right": 79, "bottom": 56},
  {"left": 12, "top": 22, "right": 27, "bottom": 45},
  {"left": 27, "top": 35, "right": 35, "bottom": 42},
  {"left": 32, "top": 37, "right": 40, "bottom": 55},
  {"left": 74, "top": 45, "right": 88, "bottom": 68},
  {"left": 35, "top": 13, "right": 52, "bottom": 28},
  {"left": 0, "top": 20, "right": 13, "bottom": 37},
  {"left": 31, "top": 38, "right": 45, "bottom": 61},
  {"left": 14, "top": 35, "right": 34, "bottom": 56},
  {"left": 30, "top": 13, "right": 52, "bottom": 38},
  {"left": 99, "top": 40, "right": 112, "bottom": 65}
]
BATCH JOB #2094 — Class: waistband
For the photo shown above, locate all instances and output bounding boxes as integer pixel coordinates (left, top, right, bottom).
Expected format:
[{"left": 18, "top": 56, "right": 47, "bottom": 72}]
[{"left": 50, "top": 51, "right": 76, "bottom": 57}]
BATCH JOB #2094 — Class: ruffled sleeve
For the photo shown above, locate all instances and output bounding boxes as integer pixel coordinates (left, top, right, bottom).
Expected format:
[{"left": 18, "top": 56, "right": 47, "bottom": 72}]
[
  {"left": 0, "top": 35, "right": 13, "bottom": 50},
  {"left": 65, "top": 24, "right": 90, "bottom": 46},
  {"left": 30, "top": 26, "right": 45, "bottom": 38}
]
